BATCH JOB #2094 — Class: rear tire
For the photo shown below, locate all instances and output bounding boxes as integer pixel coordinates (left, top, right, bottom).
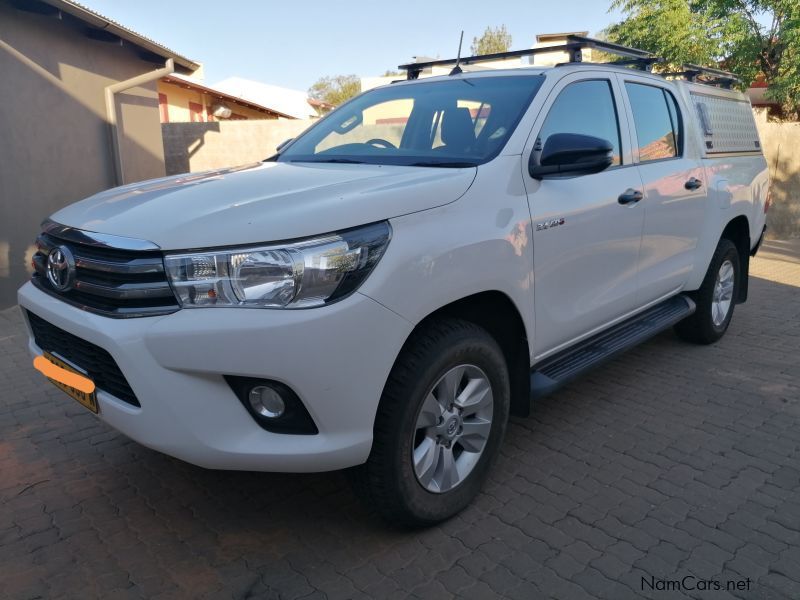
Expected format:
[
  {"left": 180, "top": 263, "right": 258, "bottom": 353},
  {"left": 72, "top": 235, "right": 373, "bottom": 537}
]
[
  {"left": 674, "top": 238, "right": 740, "bottom": 345},
  {"left": 351, "top": 318, "right": 510, "bottom": 528}
]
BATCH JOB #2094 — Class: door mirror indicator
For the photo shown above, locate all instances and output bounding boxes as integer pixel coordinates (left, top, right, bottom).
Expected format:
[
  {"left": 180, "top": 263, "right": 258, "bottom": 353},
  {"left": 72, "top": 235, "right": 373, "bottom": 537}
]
[{"left": 529, "top": 133, "right": 614, "bottom": 180}]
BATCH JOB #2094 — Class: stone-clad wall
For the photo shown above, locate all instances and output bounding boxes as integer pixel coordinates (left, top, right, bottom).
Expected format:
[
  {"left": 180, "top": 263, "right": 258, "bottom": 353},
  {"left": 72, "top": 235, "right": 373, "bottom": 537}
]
[{"left": 162, "top": 120, "right": 313, "bottom": 175}]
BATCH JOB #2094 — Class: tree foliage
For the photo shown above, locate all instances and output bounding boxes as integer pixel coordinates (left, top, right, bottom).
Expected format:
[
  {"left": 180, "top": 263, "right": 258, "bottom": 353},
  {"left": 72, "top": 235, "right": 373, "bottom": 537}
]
[
  {"left": 308, "top": 74, "right": 361, "bottom": 106},
  {"left": 606, "top": 0, "right": 800, "bottom": 117},
  {"left": 471, "top": 25, "right": 512, "bottom": 56}
]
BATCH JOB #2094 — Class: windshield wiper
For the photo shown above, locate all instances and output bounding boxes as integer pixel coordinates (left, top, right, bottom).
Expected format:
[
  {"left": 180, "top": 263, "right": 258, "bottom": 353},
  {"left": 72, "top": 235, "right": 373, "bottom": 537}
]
[{"left": 409, "top": 161, "right": 477, "bottom": 168}]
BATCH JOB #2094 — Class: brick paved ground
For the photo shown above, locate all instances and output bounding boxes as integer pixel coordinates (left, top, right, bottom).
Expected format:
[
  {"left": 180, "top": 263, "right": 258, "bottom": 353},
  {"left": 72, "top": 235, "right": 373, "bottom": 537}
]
[{"left": 1, "top": 240, "right": 799, "bottom": 600}]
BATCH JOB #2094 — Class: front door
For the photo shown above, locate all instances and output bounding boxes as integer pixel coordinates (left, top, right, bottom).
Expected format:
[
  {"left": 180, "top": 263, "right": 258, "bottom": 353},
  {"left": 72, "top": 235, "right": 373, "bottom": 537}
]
[{"left": 523, "top": 74, "right": 645, "bottom": 358}]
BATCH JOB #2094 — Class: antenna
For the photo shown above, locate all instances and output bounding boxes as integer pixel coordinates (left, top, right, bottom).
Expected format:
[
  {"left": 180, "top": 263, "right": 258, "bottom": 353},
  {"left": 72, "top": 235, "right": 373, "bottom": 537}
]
[{"left": 450, "top": 31, "right": 464, "bottom": 75}]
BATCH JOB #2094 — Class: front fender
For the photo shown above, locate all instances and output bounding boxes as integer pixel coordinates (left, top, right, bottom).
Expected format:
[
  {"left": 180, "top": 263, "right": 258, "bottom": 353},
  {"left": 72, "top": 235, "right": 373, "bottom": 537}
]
[{"left": 359, "top": 157, "right": 535, "bottom": 362}]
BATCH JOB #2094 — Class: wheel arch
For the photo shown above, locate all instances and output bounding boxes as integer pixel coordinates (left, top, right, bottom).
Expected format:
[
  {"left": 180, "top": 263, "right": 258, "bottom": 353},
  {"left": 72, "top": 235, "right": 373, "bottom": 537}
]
[
  {"left": 720, "top": 215, "right": 751, "bottom": 303},
  {"left": 688, "top": 213, "right": 751, "bottom": 303},
  {"left": 390, "top": 291, "right": 532, "bottom": 418}
]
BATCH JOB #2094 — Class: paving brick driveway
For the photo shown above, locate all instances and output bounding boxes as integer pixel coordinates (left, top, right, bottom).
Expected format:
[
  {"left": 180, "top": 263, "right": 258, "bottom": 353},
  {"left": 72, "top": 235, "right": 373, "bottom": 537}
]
[{"left": 1, "top": 240, "right": 799, "bottom": 600}]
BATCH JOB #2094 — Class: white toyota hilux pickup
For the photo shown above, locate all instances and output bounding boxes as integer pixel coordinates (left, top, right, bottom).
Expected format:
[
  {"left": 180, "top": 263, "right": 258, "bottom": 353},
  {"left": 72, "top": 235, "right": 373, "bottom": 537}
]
[{"left": 19, "top": 39, "right": 769, "bottom": 526}]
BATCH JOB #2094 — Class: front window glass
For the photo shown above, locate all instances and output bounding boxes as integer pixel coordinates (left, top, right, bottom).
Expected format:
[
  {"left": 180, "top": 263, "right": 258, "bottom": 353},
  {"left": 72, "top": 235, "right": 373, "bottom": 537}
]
[
  {"left": 538, "top": 79, "right": 622, "bottom": 166},
  {"left": 279, "top": 76, "right": 544, "bottom": 167},
  {"left": 315, "top": 99, "right": 412, "bottom": 152}
]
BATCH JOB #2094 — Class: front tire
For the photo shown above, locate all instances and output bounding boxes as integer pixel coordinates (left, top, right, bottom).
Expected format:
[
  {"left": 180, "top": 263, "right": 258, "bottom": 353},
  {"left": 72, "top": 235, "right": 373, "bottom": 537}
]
[
  {"left": 352, "top": 318, "right": 510, "bottom": 527},
  {"left": 674, "top": 238, "right": 740, "bottom": 345}
]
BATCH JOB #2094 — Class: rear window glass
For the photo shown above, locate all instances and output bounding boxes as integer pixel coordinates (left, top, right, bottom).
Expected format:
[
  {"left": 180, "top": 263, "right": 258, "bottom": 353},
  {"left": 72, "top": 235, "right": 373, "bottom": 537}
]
[{"left": 625, "top": 83, "right": 680, "bottom": 162}]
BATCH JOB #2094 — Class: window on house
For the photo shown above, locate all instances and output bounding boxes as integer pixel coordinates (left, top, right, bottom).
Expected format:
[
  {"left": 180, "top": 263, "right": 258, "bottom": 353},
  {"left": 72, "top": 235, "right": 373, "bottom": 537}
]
[
  {"left": 158, "top": 93, "right": 169, "bottom": 123},
  {"left": 189, "top": 102, "right": 204, "bottom": 122}
]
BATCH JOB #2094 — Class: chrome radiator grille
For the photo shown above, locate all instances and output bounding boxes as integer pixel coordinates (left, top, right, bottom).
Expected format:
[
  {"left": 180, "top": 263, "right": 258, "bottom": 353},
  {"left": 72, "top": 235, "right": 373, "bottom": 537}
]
[{"left": 31, "top": 223, "right": 179, "bottom": 318}]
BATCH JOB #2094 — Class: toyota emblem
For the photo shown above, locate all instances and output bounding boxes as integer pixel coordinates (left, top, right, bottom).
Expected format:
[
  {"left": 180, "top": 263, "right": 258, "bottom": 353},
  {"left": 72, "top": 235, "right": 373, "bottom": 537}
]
[{"left": 46, "top": 246, "right": 76, "bottom": 292}]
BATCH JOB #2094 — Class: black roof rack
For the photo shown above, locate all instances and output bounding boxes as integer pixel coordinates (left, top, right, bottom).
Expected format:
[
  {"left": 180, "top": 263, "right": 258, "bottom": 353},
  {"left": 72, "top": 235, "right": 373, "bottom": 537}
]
[
  {"left": 398, "top": 35, "right": 661, "bottom": 79},
  {"left": 664, "top": 63, "right": 740, "bottom": 89}
]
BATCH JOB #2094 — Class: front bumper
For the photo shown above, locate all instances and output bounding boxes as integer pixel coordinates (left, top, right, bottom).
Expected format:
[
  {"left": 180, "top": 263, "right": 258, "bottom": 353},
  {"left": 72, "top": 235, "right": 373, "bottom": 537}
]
[{"left": 18, "top": 283, "right": 413, "bottom": 472}]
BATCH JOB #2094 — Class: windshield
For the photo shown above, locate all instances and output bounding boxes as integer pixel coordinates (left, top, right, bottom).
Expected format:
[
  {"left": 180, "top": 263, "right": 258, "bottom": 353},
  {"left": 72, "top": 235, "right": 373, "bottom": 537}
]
[{"left": 278, "top": 75, "right": 545, "bottom": 167}]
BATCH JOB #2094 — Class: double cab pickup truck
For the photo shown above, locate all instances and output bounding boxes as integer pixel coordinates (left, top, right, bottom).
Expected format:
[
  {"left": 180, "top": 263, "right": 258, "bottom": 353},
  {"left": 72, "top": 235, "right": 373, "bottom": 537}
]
[{"left": 19, "top": 37, "right": 769, "bottom": 526}]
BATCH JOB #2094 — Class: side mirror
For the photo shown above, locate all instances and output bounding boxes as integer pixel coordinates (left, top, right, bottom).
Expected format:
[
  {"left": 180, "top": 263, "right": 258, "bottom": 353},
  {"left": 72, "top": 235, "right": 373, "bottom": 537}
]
[
  {"left": 529, "top": 133, "right": 614, "bottom": 179},
  {"left": 276, "top": 138, "right": 294, "bottom": 153}
]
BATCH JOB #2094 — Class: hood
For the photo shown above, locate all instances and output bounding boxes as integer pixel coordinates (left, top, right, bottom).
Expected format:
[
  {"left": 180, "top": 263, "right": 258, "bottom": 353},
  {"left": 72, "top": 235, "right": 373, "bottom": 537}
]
[{"left": 49, "top": 162, "right": 477, "bottom": 250}]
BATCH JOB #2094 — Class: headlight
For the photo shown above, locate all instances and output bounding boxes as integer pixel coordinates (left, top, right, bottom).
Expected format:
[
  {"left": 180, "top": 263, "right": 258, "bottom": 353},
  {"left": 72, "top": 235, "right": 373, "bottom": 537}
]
[{"left": 164, "top": 221, "right": 391, "bottom": 308}]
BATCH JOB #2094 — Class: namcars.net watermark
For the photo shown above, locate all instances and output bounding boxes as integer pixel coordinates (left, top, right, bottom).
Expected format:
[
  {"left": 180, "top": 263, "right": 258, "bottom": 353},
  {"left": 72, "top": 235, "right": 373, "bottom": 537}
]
[{"left": 642, "top": 575, "right": 752, "bottom": 593}]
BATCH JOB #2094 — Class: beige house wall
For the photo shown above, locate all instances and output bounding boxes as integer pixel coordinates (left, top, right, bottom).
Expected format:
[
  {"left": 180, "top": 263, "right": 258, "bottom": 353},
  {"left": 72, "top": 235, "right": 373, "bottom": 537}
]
[
  {"left": 755, "top": 110, "right": 800, "bottom": 239},
  {"left": 530, "top": 46, "right": 594, "bottom": 67},
  {"left": 157, "top": 80, "right": 277, "bottom": 122},
  {"left": 0, "top": 0, "right": 169, "bottom": 308},
  {"left": 162, "top": 120, "right": 313, "bottom": 175}
]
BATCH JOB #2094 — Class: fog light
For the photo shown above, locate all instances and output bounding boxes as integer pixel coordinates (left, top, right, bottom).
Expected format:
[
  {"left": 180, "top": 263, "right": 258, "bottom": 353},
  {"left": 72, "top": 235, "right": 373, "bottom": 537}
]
[
  {"left": 248, "top": 385, "right": 286, "bottom": 418},
  {"left": 225, "top": 376, "right": 318, "bottom": 434}
]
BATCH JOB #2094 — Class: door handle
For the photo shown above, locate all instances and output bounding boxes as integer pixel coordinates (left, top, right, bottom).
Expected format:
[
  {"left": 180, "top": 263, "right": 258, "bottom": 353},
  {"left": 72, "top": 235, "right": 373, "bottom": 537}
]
[
  {"left": 618, "top": 189, "right": 643, "bottom": 205},
  {"left": 685, "top": 177, "right": 703, "bottom": 191}
]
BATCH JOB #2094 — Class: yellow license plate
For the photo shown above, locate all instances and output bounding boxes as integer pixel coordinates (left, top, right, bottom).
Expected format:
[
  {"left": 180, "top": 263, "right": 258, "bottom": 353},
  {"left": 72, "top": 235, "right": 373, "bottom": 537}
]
[{"left": 40, "top": 352, "right": 99, "bottom": 414}]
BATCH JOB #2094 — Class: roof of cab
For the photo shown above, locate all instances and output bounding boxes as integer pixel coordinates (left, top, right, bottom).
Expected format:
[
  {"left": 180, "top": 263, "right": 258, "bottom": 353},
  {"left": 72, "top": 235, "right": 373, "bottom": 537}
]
[{"left": 385, "top": 62, "right": 747, "bottom": 104}]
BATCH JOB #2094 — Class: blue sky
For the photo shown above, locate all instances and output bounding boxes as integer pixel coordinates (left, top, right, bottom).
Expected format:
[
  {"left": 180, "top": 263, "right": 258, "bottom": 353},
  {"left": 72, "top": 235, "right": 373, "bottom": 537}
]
[{"left": 83, "top": 0, "right": 625, "bottom": 91}]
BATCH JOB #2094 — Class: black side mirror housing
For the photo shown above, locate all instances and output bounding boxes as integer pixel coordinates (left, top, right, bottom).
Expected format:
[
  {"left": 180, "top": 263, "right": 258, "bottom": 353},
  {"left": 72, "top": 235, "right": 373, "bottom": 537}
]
[{"left": 529, "top": 133, "right": 614, "bottom": 180}]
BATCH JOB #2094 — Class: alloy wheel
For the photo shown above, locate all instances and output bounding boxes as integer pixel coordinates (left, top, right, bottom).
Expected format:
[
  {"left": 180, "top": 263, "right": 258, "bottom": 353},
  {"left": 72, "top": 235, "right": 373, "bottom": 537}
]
[
  {"left": 411, "top": 364, "right": 494, "bottom": 493},
  {"left": 712, "top": 259, "right": 735, "bottom": 326}
]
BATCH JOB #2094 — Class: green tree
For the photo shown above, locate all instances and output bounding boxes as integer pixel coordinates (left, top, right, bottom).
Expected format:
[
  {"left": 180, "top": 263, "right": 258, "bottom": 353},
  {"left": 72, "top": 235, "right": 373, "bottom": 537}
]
[
  {"left": 606, "top": 0, "right": 800, "bottom": 116},
  {"left": 308, "top": 74, "right": 361, "bottom": 106},
  {"left": 471, "top": 25, "right": 512, "bottom": 56}
]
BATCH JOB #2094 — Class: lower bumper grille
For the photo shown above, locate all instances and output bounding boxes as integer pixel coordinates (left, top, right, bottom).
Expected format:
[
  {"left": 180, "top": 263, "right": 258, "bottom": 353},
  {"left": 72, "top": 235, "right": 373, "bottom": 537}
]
[{"left": 26, "top": 310, "right": 140, "bottom": 407}]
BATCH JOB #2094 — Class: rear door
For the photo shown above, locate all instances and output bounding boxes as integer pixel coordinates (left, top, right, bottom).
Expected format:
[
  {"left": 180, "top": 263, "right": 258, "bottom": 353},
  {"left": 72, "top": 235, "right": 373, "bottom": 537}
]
[
  {"left": 522, "top": 73, "right": 645, "bottom": 358},
  {"left": 617, "top": 75, "right": 707, "bottom": 303}
]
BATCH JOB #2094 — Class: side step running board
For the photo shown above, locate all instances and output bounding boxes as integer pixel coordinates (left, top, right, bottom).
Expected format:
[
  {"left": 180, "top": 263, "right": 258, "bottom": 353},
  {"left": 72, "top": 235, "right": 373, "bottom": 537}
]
[{"left": 530, "top": 295, "right": 696, "bottom": 400}]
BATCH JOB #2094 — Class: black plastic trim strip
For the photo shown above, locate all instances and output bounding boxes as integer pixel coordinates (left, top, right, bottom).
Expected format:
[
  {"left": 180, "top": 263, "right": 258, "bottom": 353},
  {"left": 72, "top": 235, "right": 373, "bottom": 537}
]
[{"left": 530, "top": 295, "right": 696, "bottom": 400}]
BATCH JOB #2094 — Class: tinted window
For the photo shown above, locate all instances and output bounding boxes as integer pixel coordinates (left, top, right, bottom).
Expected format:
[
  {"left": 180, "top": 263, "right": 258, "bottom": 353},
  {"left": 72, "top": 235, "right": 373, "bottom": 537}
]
[
  {"left": 625, "top": 83, "right": 679, "bottom": 162},
  {"left": 279, "top": 76, "right": 544, "bottom": 167},
  {"left": 430, "top": 101, "right": 492, "bottom": 149},
  {"left": 665, "top": 90, "right": 682, "bottom": 154},
  {"left": 538, "top": 80, "right": 622, "bottom": 166}
]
